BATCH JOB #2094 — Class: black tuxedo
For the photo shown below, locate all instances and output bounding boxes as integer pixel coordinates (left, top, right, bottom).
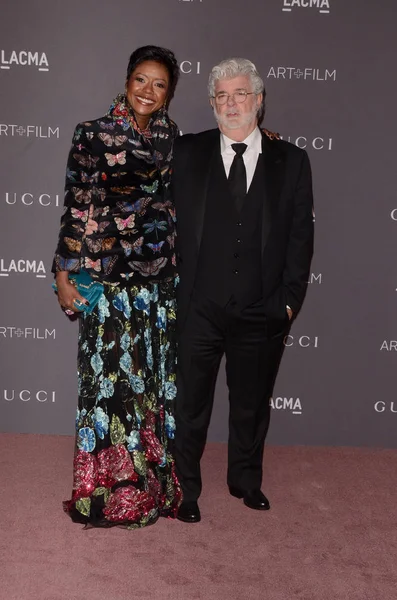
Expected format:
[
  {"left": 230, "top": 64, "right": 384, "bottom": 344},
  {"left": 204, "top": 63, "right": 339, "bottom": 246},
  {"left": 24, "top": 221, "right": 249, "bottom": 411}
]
[{"left": 172, "top": 128, "right": 314, "bottom": 501}]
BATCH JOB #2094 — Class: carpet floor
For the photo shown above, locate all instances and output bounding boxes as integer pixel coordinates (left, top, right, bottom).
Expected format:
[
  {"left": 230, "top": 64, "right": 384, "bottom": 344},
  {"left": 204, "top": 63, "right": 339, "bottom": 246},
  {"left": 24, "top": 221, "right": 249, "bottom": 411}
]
[{"left": 0, "top": 434, "right": 396, "bottom": 600}]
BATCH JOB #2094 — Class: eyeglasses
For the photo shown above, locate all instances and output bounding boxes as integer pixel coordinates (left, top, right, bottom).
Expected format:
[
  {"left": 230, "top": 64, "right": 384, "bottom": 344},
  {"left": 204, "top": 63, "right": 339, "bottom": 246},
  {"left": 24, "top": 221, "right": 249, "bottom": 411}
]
[{"left": 212, "top": 91, "right": 257, "bottom": 105}]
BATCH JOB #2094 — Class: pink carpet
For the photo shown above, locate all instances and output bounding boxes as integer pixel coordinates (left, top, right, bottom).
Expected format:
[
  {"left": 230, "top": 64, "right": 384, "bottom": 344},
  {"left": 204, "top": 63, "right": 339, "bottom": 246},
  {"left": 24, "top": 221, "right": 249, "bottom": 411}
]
[{"left": 1, "top": 434, "right": 396, "bottom": 600}]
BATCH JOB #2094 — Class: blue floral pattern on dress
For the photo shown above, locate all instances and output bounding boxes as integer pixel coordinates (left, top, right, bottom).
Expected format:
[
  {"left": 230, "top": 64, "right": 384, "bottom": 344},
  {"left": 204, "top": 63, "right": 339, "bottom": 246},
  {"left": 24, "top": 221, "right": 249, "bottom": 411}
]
[
  {"left": 156, "top": 306, "right": 167, "bottom": 331},
  {"left": 165, "top": 412, "right": 176, "bottom": 439},
  {"left": 130, "top": 374, "right": 145, "bottom": 395},
  {"left": 78, "top": 427, "right": 96, "bottom": 452},
  {"left": 133, "top": 288, "right": 151, "bottom": 315},
  {"left": 93, "top": 407, "right": 109, "bottom": 439},
  {"left": 165, "top": 381, "right": 177, "bottom": 400},
  {"left": 126, "top": 430, "right": 142, "bottom": 452}
]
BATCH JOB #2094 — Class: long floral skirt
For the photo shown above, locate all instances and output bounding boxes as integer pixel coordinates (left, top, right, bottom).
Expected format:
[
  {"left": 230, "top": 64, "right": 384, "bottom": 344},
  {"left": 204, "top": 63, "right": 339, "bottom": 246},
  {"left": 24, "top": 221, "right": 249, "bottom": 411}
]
[{"left": 63, "top": 278, "right": 182, "bottom": 528}]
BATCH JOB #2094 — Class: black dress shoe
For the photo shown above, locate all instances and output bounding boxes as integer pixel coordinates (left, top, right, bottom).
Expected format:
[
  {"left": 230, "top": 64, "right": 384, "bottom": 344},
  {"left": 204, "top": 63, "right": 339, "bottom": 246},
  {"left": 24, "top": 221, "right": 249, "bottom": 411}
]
[
  {"left": 177, "top": 501, "right": 201, "bottom": 523},
  {"left": 229, "top": 487, "right": 270, "bottom": 511}
]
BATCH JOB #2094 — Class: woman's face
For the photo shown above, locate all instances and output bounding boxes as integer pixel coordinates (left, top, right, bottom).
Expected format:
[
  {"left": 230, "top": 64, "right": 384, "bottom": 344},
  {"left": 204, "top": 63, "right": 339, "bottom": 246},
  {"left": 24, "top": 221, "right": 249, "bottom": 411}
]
[{"left": 126, "top": 60, "right": 170, "bottom": 128}]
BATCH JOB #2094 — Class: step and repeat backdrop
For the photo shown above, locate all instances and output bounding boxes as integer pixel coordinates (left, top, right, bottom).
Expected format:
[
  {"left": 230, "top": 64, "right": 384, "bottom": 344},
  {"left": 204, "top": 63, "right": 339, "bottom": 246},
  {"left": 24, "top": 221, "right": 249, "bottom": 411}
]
[{"left": 0, "top": 0, "right": 396, "bottom": 446}]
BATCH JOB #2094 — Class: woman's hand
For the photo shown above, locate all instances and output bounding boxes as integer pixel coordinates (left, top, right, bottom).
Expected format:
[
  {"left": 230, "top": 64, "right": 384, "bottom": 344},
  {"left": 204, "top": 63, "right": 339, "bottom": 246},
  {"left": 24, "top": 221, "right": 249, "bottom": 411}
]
[
  {"left": 86, "top": 205, "right": 98, "bottom": 236},
  {"left": 55, "top": 271, "right": 88, "bottom": 314},
  {"left": 262, "top": 128, "right": 280, "bottom": 140}
]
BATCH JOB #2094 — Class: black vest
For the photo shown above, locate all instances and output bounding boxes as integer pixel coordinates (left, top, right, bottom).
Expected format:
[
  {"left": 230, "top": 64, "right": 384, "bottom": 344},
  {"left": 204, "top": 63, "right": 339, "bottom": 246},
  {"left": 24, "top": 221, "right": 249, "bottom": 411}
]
[{"left": 194, "top": 151, "right": 264, "bottom": 307}]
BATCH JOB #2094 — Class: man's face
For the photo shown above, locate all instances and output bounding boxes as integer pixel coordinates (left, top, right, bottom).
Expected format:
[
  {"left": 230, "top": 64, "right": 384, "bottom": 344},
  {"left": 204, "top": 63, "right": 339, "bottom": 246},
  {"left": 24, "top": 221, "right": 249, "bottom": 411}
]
[{"left": 211, "top": 75, "right": 262, "bottom": 132}]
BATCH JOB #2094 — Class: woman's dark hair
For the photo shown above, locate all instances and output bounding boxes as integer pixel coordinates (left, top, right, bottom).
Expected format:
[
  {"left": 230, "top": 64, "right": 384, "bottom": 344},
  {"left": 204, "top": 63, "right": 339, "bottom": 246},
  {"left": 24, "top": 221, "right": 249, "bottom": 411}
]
[{"left": 126, "top": 45, "right": 180, "bottom": 104}]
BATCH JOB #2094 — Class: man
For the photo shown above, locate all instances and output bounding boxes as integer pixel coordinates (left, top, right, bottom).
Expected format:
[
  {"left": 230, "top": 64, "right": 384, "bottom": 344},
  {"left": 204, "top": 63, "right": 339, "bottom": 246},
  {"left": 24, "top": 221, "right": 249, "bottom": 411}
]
[{"left": 172, "top": 58, "right": 314, "bottom": 523}]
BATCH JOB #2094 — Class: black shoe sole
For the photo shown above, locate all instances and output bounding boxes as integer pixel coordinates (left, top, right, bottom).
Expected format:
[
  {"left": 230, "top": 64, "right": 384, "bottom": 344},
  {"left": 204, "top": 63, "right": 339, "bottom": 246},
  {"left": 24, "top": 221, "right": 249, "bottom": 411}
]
[
  {"left": 243, "top": 499, "right": 270, "bottom": 511},
  {"left": 176, "top": 514, "right": 201, "bottom": 523}
]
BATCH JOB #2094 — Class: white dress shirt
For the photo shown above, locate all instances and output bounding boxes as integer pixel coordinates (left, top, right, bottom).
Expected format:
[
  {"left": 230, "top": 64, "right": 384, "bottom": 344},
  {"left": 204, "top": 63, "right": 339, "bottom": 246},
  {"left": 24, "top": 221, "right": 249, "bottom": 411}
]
[{"left": 220, "top": 126, "right": 262, "bottom": 193}]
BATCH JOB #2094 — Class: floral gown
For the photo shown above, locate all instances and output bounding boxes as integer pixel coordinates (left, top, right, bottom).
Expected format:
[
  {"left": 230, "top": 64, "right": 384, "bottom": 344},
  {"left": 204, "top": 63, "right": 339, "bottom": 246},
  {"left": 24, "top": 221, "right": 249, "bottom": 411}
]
[{"left": 54, "top": 95, "right": 182, "bottom": 527}]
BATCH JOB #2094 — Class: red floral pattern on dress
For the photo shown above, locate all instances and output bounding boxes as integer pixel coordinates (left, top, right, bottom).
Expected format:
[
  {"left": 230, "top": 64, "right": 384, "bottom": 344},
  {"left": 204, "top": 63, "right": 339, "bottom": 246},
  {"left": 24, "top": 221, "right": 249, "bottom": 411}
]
[
  {"left": 71, "top": 450, "right": 98, "bottom": 500},
  {"left": 97, "top": 444, "right": 138, "bottom": 487},
  {"left": 103, "top": 486, "right": 156, "bottom": 522},
  {"left": 140, "top": 427, "right": 165, "bottom": 464}
]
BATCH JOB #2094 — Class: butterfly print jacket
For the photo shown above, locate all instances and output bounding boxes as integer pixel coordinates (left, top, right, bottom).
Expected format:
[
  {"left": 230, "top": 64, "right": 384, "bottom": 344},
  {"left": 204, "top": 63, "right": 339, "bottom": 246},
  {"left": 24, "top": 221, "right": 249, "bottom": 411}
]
[{"left": 52, "top": 94, "right": 178, "bottom": 284}]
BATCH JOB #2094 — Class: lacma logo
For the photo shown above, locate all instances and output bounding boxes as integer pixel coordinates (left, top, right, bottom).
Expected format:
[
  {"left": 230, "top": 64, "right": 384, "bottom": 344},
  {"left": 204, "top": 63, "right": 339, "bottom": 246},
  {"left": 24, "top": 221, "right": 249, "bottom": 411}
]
[
  {"left": 270, "top": 397, "right": 302, "bottom": 414},
  {"left": 282, "top": 0, "right": 330, "bottom": 13},
  {"left": 0, "top": 259, "right": 46, "bottom": 278},
  {"left": 1, "top": 50, "right": 49, "bottom": 71}
]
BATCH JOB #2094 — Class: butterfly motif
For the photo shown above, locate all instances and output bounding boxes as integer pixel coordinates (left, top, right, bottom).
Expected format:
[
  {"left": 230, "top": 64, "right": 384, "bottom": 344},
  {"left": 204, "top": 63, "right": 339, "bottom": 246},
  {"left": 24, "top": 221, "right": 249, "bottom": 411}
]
[
  {"left": 85, "top": 237, "right": 116, "bottom": 253},
  {"left": 117, "top": 198, "right": 151, "bottom": 214},
  {"left": 128, "top": 139, "right": 141, "bottom": 147},
  {"left": 54, "top": 256, "right": 80, "bottom": 271},
  {"left": 146, "top": 241, "right": 165, "bottom": 254},
  {"left": 111, "top": 171, "right": 127, "bottom": 177},
  {"left": 105, "top": 151, "right": 127, "bottom": 167},
  {"left": 129, "top": 257, "right": 168, "bottom": 277},
  {"left": 140, "top": 181, "right": 159, "bottom": 194},
  {"left": 102, "top": 255, "right": 118, "bottom": 275},
  {"left": 71, "top": 207, "right": 88, "bottom": 222},
  {"left": 84, "top": 257, "right": 101, "bottom": 272},
  {"left": 98, "top": 133, "right": 128, "bottom": 147},
  {"left": 111, "top": 186, "right": 136, "bottom": 196},
  {"left": 131, "top": 149, "right": 152, "bottom": 163},
  {"left": 73, "top": 128, "right": 83, "bottom": 141},
  {"left": 135, "top": 168, "right": 158, "bottom": 180},
  {"left": 160, "top": 165, "right": 170, "bottom": 177},
  {"left": 152, "top": 200, "right": 173, "bottom": 212},
  {"left": 99, "top": 120, "right": 116, "bottom": 131},
  {"left": 166, "top": 233, "right": 176, "bottom": 249},
  {"left": 98, "top": 220, "right": 111, "bottom": 233},
  {"left": 64, "top": 237, "right": 82, "bottom": 253},
  {"left": 168, "top": 206, "right": 176, "bottom": 222},
  {"left": 120, "top": 237, "right": 144, "bottom": 256},
  {"left": 72, "top": 187, "right": 91, "bottom": 204},
  {"left": 66, "top": 168, "right": 77, "bottom": 182},
  {"left": 115, "top": 214, "right": 136, "bottom": 231},
  {"left": 86, "top": 132, "right": 94, "bottom": 140},
  {"left": 73, "top": 153, "right": 99, "bottom": 168},
  {"left": 93, "top": 187, "right": 106, "bottom": 202},
  {"left": 143, "top": 219, "right": 168, "bottom": 234},
  {"left": 115, "top": 119, "right": 130, "bottom": 132},
  {"left": 81, "top": 171, "right": 100, "bottom": 184}
]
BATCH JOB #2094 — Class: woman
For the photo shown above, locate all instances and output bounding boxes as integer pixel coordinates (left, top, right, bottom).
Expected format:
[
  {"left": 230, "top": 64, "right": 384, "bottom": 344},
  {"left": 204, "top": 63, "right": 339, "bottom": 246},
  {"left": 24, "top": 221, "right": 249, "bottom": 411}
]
[{"left": 53, "top": 46, "right": 181, "bottom": 528}]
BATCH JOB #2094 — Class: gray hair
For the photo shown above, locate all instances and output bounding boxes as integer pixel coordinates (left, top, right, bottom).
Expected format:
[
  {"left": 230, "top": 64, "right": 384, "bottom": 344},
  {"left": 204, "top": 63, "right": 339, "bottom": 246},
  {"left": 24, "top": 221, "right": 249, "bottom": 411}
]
[{"left": 208, "top": 58, "right": 265, "bottom": 98}]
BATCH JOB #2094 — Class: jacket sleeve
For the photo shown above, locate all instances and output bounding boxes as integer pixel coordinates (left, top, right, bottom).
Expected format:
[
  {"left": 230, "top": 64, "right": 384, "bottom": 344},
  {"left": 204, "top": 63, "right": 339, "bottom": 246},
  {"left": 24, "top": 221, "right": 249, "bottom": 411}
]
[
  {"left": 52, "top": 124, "right": 97, "bottom": 273},
  {"left": 283, "top": 150, "right": 314, "bottom": 312}
]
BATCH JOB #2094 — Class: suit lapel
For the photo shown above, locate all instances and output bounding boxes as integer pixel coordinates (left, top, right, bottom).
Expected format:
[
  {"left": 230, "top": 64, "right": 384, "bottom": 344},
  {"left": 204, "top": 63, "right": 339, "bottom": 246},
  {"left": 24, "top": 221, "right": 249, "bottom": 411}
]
[{"left": 261, "top": 132, "right": 285, "bottom": 252}]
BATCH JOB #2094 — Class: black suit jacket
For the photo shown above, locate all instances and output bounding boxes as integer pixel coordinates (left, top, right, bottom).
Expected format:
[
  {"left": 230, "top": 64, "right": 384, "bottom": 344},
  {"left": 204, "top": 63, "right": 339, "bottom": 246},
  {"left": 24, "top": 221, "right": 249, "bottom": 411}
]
[{"left": 172, "top": 128, "right": 314, "bottom": 328}]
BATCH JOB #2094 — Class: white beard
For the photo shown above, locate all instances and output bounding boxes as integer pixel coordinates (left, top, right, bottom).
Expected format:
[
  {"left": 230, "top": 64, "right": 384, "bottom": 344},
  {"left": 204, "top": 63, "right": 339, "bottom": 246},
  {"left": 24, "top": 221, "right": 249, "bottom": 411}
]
[{"left": 213, "top": 103, "right": 259, "bottom": 130}]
